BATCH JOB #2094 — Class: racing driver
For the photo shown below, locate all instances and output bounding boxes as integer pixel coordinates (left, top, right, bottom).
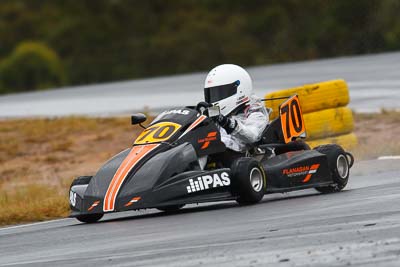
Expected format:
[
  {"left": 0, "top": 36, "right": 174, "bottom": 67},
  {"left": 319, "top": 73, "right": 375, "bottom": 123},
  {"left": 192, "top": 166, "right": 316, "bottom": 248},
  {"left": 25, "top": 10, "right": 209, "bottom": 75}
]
[{"left": 204, "top": 64, "right": 270, "bottom": 156}]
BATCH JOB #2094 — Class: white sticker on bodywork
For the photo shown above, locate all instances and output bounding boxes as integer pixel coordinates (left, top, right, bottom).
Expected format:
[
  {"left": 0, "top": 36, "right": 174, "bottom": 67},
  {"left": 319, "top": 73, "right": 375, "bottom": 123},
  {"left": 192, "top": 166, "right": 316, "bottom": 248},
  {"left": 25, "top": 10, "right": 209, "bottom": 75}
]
[
  {"left": 186, "top": 172, "right": 230, "bottom": 193},
  {"left": 69, "top": 190, "right": 77, "bottom": 207}
]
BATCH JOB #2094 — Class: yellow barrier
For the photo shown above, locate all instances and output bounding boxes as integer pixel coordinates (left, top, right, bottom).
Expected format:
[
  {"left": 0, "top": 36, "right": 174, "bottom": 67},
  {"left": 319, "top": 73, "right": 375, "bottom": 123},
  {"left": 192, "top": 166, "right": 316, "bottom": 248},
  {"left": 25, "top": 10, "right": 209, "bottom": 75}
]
[
  {"left": 304, "top": 107, "right": 354, "bottom": 140},
  {"left": 265, "top": 79, "right": 349, "bottom": 120}
]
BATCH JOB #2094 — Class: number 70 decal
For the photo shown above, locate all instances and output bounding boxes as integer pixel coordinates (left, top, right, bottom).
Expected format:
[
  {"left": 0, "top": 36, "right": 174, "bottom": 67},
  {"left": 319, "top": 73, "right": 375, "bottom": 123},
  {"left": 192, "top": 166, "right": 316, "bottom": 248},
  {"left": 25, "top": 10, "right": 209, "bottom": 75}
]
[
  {"left": 134, "top": 122, "right": 181, "bottom": 145},
  {"left": 279, "top": 95, "right": 306, "bottom": 143}
]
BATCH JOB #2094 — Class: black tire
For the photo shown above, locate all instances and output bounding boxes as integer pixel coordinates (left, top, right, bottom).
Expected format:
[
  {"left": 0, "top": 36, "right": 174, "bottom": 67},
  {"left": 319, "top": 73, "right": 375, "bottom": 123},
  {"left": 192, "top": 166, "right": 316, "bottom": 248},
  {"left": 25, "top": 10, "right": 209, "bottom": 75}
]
[
  {"left": 157, "top": 204, "right": 185, "bottom": 213},
  {"left": 71, "top": 176, "right": 92, "bottom": 187},
  {"left": 76, "top": 213, "right": 103, "bottom": 223},
  {"left": 298, "top": 140, "right": 311, "bottom": 150},
  {"left": 314, "top": 144, "right": 350, "bottom": 193},
  {"left": 231, "top": 158, "right": 265, "bottom": 205}
]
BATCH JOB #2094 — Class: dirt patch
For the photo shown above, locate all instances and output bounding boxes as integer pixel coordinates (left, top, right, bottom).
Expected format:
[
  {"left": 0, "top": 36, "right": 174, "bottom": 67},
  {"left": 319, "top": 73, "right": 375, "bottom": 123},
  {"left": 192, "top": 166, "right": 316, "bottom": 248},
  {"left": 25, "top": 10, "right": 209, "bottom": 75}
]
[{"left": 353, "top": 111, "right": 400, "bottom": 159}]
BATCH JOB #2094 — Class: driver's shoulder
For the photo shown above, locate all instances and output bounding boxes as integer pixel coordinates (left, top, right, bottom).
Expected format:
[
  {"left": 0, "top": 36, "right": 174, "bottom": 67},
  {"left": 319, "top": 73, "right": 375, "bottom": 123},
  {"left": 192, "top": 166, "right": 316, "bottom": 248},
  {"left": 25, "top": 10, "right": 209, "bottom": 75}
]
[{"left": 247, "top": 95, "right": 267, "bottom": 114}]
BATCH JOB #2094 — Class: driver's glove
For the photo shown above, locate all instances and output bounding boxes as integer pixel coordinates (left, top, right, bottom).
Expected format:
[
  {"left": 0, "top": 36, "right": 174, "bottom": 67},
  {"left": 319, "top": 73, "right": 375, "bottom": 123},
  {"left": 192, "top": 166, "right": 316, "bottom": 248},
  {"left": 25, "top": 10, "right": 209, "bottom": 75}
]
[{"left": 216, "top": 114, "right": 237, "bottom": 134}]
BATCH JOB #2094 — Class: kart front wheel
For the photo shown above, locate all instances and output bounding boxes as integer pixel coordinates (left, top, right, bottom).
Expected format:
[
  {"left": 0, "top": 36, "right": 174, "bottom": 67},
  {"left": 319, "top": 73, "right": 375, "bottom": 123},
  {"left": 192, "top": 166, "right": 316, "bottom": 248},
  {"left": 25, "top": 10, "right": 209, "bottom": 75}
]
[
  {"left": 76, "top": 213, "right": 103, "bottom": 223},
  {"left": 231, "top": 158, "right": 265, "bottom": 205},
  {"left": 314, "top": 144, "right": 350, "bottom": 193}
]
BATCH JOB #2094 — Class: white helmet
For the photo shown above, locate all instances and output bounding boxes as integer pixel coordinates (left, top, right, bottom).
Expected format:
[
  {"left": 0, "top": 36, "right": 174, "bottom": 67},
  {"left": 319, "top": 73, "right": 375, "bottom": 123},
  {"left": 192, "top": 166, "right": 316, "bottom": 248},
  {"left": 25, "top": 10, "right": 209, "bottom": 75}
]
[{"left": 204, "top": 64, "right": 253, "bottom": 116}]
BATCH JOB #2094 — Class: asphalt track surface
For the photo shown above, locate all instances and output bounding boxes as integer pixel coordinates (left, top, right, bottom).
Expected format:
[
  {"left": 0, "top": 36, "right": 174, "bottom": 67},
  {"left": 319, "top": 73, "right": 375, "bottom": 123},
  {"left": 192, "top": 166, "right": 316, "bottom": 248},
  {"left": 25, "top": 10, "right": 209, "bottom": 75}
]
[
  {"left": 1, "top": 158, "right": 400, "bottom": 266},
  {"left": 1, "top": 51, "right": 400, "bottom": 117}
]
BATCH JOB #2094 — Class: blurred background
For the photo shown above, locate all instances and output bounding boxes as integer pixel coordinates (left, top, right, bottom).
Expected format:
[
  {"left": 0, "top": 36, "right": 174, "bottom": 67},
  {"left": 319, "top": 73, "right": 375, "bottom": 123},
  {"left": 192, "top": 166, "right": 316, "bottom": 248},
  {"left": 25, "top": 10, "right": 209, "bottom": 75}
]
[
  {"left": 2, "top": 3, "right": 400, "bottom": 265},
  {"left": 1, "top": 0, "right": 400, "bottom": 94},
  {"left": 1, "top": 0, "right": 400, "bottom": 226}
]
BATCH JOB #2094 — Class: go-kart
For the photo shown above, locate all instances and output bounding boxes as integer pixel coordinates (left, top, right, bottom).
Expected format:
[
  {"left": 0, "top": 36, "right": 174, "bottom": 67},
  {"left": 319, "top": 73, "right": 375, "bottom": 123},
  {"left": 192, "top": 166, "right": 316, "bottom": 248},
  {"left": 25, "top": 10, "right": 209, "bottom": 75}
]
[{"left": 69, "top": 95, "right": 354, "bottom": 223}]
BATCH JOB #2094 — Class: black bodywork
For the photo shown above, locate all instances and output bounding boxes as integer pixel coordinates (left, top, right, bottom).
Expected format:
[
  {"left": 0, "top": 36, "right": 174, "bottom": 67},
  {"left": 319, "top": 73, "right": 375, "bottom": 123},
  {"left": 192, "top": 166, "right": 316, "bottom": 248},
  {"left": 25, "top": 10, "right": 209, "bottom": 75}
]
[{"left": 69, "top": 102, "right": 345, "bottom": 218}]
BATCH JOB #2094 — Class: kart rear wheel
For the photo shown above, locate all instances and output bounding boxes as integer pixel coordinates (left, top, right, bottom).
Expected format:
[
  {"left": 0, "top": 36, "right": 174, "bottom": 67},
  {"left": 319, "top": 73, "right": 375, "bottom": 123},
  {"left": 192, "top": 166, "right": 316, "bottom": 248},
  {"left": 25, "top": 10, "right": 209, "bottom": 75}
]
[
  {"left": 157, "top": 205, "right": 185, "bottom": 213},
  {"left": 231, "top": 158, "right": 265, "bottom": 205},
  {"left": 314, "top": 144, "right": 350, "bottom": 193},
  {"left": 76, "top": 213, "right": 103, "bottom": 223}
]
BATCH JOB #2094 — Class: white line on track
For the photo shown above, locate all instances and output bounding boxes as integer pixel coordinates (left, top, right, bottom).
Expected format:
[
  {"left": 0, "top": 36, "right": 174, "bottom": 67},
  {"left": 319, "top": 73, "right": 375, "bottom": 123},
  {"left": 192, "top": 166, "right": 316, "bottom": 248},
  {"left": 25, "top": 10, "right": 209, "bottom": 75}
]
[
  {"left": 0, "top": 218, "right": 69, "bottom": 232},
  {"left": 378, "top": 155, "right": 400, "bottom": 160}
]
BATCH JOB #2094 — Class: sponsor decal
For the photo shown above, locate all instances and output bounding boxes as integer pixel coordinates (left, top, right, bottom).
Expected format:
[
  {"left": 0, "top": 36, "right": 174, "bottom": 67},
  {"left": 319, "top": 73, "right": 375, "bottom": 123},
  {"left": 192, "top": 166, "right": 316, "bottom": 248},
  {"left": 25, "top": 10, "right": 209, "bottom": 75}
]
[
  {"left": 282, "top": 164, "right": 320, "bottom": 183},
  {"left": 283, "top": 166, "right": 310, "bottom": 176},
  {"left": 302, "top": 164, "right": 320, "bottom": 182},
  {"left": 88, "top": 200, "right": 100, "bottom": 211},
  {"left": 124, "top": 196, "right": 141, "bottom": 207},
  {"left": 198, "top": 131, "right": 217, "bottom": 149},
  {"left": 186, "top": 172, "right": 230, "bottom": 193},
  {"left": 134, "top": 122, "right": 181, "bottom": 144},
  {"left": 158, "top": 109, "right": 190, "bottom": 117}
]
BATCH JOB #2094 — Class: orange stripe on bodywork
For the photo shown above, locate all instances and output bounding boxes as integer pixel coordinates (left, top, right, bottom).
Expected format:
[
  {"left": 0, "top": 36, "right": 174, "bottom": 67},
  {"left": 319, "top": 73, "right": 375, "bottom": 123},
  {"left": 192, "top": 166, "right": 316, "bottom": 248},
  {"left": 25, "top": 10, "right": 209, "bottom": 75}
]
[
  {"left": 124, "top": 202, "right": 133, "bottom": 207},
  {"left": 179, "top": 115, "right": 207, "bottom": 139},
  {"left": 200, "top": 142, "right": 209, "bottom": 150},
  {"left": 124, "top": 196, "right": 142, "bottom": 207},
  {"left": 303, "top": 174, "right": 312, "bottom": 183},
  {"left": 200, "top": 131, "right": 218, "bottom": 149},
  {"left": 103, "top": 144, "right": 158, "bottom": 212},
  {"left": 302, "top": 164, "right": 320, "bottom": 183},
  {"left": 310, "top": 164, "right": 320, "bottom": 170},
  {"left": 207, "top": 131, "right": 217, "bottom": 137},
  {"left": 88, "top": 200, "right": 100, "bottom": 211}
]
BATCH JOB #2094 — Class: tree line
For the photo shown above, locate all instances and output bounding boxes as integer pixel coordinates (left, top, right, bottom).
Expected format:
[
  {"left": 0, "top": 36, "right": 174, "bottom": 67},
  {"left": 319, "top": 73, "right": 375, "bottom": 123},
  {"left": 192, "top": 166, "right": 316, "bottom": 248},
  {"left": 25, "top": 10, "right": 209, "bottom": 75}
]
[{"left": 0, "top": 0, "right": 399, "bottom": 94}]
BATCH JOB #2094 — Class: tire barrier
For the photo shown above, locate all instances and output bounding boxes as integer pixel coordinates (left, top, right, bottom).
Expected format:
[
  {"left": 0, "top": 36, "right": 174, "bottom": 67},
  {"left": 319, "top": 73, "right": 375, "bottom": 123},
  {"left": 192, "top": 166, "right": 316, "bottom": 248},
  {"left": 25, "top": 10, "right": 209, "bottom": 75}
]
[
  {"left": 264, "top": 79, "right": 357, "bottom": 149},
  {"left": 304, "top": 107, "right": 354, "bottom": 140},
  {"left": 265, "top": 79, "right": 349, "bottom": 120}
]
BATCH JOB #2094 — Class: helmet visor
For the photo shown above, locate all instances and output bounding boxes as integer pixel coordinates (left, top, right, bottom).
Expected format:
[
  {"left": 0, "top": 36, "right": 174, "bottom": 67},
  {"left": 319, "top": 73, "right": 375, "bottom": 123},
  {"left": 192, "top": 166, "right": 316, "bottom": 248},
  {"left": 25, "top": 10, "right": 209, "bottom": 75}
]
[{"left": 204, "top": 81, "right": 239, "bottom": 103}]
